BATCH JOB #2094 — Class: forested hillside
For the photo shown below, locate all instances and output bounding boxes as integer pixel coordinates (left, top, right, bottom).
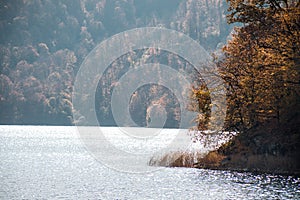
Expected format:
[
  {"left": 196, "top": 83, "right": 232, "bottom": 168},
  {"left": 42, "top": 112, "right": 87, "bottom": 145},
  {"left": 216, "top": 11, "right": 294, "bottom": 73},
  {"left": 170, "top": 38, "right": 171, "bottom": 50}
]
[
  {"left": 193, "top": 0, "right": 300, "bottom": 174},
  {"left": 1, "top": 0, "right": 299, "bottom": 174},
  {"left": 0, "top": 0, "right": 232, "bottom": 126}
]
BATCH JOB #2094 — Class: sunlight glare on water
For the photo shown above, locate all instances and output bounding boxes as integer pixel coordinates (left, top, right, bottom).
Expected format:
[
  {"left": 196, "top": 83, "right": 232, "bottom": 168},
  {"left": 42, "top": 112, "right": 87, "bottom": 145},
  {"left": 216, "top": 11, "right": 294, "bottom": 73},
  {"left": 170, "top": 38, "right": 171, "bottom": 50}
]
[{"left": 0, "top": 126, "right": 299, "bottom": 199}]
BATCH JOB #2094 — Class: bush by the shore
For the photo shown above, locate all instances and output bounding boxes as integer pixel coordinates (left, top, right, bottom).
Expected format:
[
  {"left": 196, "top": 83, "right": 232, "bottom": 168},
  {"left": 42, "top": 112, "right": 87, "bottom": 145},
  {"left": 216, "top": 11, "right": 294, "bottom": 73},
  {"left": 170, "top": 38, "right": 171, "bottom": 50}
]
[{"left": 149, "top": 122, "right": 300, "bottom": 176}]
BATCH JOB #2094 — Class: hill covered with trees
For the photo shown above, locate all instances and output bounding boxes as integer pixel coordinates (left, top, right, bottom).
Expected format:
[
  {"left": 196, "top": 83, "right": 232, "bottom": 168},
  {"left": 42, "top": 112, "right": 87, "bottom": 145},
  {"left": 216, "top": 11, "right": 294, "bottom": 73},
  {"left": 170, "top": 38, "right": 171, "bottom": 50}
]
[
  {"left": 0, "top": 0, "right": 232, "bottom": 126},
  {"left": 148, "top": 0, "right": 299, "bottom": 175},
  {"left": 1, "top": 0, "right": 299, "bottom": 175},
  {"left": 191, "top": 0, "right": 299, "bottom": 175}
]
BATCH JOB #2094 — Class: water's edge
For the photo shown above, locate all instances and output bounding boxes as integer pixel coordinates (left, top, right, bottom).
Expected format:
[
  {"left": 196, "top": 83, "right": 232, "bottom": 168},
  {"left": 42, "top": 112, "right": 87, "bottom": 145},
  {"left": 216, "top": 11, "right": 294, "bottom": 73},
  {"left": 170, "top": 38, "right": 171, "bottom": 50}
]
[
  {"left": 1, "top": 125, "right": 299, "bottom": 199},
  {"left": 151, "top": 146, "right": 300, "bottom": 177}
]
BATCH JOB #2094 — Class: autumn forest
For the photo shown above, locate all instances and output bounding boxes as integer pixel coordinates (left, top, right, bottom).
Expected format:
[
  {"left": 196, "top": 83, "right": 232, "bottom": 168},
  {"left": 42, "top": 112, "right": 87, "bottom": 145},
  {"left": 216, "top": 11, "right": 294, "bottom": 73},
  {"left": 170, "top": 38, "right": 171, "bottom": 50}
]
[{"left": 0, "top": 0, "right": 299, "bottom": 173}]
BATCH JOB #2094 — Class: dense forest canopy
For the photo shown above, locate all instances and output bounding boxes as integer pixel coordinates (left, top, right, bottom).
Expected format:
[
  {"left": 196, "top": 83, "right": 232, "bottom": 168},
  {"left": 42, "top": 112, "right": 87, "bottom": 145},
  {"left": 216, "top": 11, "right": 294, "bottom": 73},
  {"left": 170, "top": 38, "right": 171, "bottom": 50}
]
[
  {"left": 219, "top": 0, "right": 300, "bottom": 131},
  {"left": 201, "top": 0, "right": 300, "bottom": 173},
  {"left": 1, "top": 0, "right": 298, "bottom": 139},
  {"left": 0, "top": 0, "right": 233, "bottom": 126}
]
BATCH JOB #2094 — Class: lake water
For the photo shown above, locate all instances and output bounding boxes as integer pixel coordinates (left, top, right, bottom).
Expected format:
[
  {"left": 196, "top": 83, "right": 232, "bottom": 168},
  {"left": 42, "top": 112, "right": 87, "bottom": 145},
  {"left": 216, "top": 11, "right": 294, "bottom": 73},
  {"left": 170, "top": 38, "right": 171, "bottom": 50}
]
[{"left": 0, "top": 125, "right": 299, "bottom": 199}]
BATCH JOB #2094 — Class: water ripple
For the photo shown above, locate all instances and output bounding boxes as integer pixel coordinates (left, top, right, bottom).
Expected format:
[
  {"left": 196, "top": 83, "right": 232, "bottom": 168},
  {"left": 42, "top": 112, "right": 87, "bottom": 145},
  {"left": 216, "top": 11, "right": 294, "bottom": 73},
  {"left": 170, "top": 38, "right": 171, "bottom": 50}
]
[{"left": 0, "top": 126, "right": 299, "bottom": 199}]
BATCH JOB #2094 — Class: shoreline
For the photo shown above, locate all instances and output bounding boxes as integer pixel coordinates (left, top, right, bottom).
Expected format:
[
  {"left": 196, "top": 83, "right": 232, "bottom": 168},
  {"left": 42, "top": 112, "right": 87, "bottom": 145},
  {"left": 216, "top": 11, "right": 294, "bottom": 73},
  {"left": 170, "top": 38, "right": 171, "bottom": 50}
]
[
  {"left": 150, "top": 150, "right": 300, "bottom": 177},
  {"left": 149, "top": 127, "right": 300, "bottom": 177}
]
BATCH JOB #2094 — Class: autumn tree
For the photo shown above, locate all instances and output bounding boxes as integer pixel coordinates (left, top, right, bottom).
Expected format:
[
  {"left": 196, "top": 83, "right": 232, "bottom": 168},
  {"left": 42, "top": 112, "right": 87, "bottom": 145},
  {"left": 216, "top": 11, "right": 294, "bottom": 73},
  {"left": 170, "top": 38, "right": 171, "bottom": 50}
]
[
  {"left": 219, "top": 0, "right": 300, "bottom": 131},
  {"left": 189, "top": 0, "right": 300, "bottom": 174}
]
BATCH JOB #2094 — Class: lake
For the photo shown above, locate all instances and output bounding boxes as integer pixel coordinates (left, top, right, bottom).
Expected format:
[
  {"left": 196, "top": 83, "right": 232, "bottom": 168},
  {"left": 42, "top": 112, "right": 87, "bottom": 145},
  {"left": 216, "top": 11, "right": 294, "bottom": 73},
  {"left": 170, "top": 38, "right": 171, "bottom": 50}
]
[{"left": 0, "top": 125, "right": 299, "bottom": 199}]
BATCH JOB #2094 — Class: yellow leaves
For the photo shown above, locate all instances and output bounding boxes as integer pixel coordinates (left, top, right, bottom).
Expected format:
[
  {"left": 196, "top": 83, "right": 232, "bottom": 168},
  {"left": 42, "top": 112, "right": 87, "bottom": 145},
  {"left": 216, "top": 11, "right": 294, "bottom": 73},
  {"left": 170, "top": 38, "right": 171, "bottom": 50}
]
[
  {"left": 218, "top": 2, "right": 300, "bottom": 130},
  {"left": 192, "top": 87, "right": 210, "bottom": 98},
  {"left": 189, "top": 85, "right": 212, "bottom": 130}
]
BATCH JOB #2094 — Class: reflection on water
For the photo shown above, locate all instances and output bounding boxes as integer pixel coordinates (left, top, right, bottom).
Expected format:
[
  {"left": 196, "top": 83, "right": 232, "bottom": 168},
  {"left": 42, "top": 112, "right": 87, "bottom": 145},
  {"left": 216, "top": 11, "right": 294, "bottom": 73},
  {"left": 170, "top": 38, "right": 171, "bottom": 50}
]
[{"left": 0, "top": 125, "right": 299, "bottom": 199}]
